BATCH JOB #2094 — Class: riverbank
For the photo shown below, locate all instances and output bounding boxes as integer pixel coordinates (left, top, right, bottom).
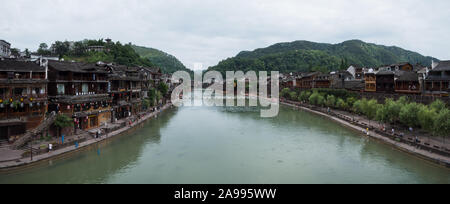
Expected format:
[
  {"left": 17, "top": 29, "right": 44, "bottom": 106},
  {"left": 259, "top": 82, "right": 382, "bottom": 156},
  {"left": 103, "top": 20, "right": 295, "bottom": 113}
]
[
  {"left": 281, "top": 100, "right": 450, "bottom": 168},
  {"left": 0, "top": 103, "right": 173, "bottom": 171}
]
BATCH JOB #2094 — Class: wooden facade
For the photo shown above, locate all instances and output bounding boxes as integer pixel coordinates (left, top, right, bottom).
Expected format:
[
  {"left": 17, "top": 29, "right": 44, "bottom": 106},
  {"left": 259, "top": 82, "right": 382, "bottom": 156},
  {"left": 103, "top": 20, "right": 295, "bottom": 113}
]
[
  {"left": 424, "top": 61, "right": 450, "bottom": 97},
  {"left": 0, "top": 60, "right": 48, "bottom": 141},
  {"left": 364, "top": 72, "right": 376, "bottom": 92},
  {"left": 47, "top": 61, "right": 112, "bottom": 131},
  {"left": 395, "top": 71, "right": 421, "bottom": 94}
]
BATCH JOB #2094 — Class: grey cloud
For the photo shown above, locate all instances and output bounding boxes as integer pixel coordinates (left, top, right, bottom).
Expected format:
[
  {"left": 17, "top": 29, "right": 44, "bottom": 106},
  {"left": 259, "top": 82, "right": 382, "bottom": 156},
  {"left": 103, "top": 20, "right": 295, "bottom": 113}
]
[{"left": 1, "top": 0, "right": 449, "bottom": 70}]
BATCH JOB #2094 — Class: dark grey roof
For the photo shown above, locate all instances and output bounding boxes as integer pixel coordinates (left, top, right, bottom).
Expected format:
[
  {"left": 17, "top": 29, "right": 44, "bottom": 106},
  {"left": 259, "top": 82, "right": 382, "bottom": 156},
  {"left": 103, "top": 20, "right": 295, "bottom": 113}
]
[
  {"left": 0, "top": 40, "right": 11, "bottom": 46},
  {"left": 0, "top": 59, "right": 46, "bottom": 72},
  {"left": 376, "top": 70, "right": 395, "bottom": 76},
  {"left": 390, "top": 62, "right": 411, "bottom": 67},
  {"left": 432, "top": 60, "right": 450, "bottom": 71},
  {"left": 48, "top": 61, "right": 109, "bottom": 73},
  {"left": 395, "top": 71, "right": 419, "bottom": 82}
]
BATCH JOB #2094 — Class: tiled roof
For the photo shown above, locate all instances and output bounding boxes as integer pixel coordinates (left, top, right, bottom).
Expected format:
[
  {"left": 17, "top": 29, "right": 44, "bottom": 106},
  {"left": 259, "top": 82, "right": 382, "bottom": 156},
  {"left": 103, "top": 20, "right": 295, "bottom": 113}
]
[{"left": 0, "top": 59, "right": 46, "bottom": 72}]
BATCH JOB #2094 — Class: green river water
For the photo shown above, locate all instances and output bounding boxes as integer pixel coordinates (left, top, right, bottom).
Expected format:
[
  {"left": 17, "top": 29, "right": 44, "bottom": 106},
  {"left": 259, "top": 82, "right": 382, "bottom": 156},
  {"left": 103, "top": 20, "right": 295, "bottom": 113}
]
[{"left": 0, "top": 104, "right": 449, "bottom": 184}]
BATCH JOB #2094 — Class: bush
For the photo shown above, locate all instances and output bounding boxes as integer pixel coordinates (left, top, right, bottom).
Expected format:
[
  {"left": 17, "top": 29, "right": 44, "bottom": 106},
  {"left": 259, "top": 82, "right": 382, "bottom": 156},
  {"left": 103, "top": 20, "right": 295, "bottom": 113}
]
[
  {"left": 418, "top": 106, "right": 437, "bottom": 133},
  {"left": 325, "top": 95, "right": 336, "bottom": 107},
  {"left": 376, "top": 104, "right": 389, "bottom": 123},
  {"left": 346, "top": 97, "right": 357, "bottom": 107},
  {"left": 309, "top": 92, "right": 320, "bottom": 105},
  {"left": 365, "top": 99, "right": 380, "bottom": 120},
  {"left": 399, "top": 102, "right": 421, "bottom": 128},
  {"left": 336, "top": 98, "right": 348, "bottom": 110},
  {"left": 281, "top": 88, "right": 291, "bottom": 99},
  {"left": 433, "top": 109, "right": 450, "bottom": 137},
  {"left": 289, "top": 91, "right": 298, "bottom": 101},
  {"left": 384, "top": 98, "right": 402, "bottom": 124},
  {"left": 299, "top": 91, "right": 312, "bottom": 102},
  {"left": 352, "top": 98, "right": 367, "bottom": 114},
  {"left": 430, "top": 100, "right": 446, "bottom": 112}
]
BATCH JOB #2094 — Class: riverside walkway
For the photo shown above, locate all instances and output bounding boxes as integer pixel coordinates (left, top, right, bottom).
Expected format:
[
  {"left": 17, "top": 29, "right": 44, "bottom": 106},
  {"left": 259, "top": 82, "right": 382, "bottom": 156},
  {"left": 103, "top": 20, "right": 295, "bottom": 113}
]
[
  {"left": 281, "top": 99, "right": 450, "bottom": 168},
  {"left": 0, "top": 104, "right": 173, "bottom": 170}
]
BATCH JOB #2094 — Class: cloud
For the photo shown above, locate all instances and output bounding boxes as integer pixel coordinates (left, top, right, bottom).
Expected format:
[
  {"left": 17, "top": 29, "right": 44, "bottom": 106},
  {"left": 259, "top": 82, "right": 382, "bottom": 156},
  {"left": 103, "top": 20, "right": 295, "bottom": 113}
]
[{"left": 1, "top": 0, "right": 449, "bottom": 69}]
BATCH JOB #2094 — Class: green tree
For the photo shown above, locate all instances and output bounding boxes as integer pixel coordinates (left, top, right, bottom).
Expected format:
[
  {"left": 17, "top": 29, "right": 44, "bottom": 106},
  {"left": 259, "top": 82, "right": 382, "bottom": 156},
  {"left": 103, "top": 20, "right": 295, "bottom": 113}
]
[
  {"left": 325, "top": 95, "right": 336, "bottom": 107},
  {"left": 158, "top": 82, "right": 169, "bottom": 96},
  {"left": 399, "top": 102, "right": 421, "bottom": 128},
  {"left": 309, "top": 92, "right": 320, "bottom": 105},
  {"left": 281, "top": 88, "right": 291, "bottom": 99},
  {"left": 365, "top": 99, "right": 379, "bottom": 120},
  {"left": 289, "top": 91, "right": 298, "bottom": 101},
  {"left": 54, "top": 114, "right": 74, "bottom": 138},
  {"left": 384, "top": 98, "right": 402, "bottom": 124},
  {"left": 430, "top": 100, "right": 446, "bottom": 112},
  {"left": 336, "top": 98, "right": 348, "bottom": 110},
  {"left": 299, "top": 91, "right": 311, "bottom": 102},
  {"left": 433, "top": 109, "right": 450, "bottom": 139},
  {"left": 52, "top": 41, "right": 70, "bottom": 58},
  {"left": 346, "top": 97, "right": 357, "bottom": 107},
  {"left": 376, "top": 104, "right": 389, "bottom": 123},
  {"left": 418, "top": 106, "right": 437, "bottom": 133}
]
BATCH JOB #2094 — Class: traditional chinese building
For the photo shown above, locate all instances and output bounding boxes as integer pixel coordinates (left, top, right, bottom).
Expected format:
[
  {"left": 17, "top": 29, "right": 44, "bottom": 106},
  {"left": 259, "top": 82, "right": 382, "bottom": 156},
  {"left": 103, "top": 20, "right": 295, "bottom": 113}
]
[
  {"left": 47, "top": 61, "right": 112, "bottom": 131},
  {"left": 376, "top": 70, "right": 395, "bottom": 93},
  {"left": 347, "top": 65, "right": 364, "bottom": 80},
  {"left": 108, "top": 65, "right": 148, "bottom": 121},
  {"left": 364, "top": 70, "right": 376, "bottom": 92},
  {"left": 0, "top": 59, "right": 48, "bottom": 141},
  {"left": 330, "top": 70, "right": 353, "bottom": 89},
  {"left": 389, "top": 62, "right": 414, "bottom": 72},
  {"left": 394, "top": 71, "right": 420, "bottom": 94},
  {"left": 424, "top": 60, "right": 450, "bottom": 97}
]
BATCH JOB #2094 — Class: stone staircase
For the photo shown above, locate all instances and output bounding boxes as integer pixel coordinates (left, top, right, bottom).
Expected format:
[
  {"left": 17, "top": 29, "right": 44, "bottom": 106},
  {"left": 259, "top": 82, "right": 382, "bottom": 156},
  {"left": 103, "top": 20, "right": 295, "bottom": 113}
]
[
  {"left": 12, "top": 112, "right": 58, "bottom": 149},
  {"left": 0, "top": 140, "right": 10, "bottom": 149}
]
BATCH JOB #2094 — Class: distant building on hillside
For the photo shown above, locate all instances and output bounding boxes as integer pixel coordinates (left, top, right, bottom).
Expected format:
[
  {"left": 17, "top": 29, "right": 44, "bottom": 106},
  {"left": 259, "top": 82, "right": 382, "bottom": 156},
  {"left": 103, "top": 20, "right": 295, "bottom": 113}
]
[
  {"left": 86, "top": 46, "right": 110, "bottom": 53},
  {"left": 0, "top": 40, "right": 11, "bottom": 57}
]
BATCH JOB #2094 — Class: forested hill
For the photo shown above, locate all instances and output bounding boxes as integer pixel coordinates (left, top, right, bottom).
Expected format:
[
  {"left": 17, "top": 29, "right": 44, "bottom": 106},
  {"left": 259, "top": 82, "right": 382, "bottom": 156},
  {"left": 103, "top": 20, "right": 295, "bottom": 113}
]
[
  {"left": 208, "top": 40, "right": 438, "bottom": 74},
  {"left": 132, "top": 45, "right": 191, "bottom": 74}
]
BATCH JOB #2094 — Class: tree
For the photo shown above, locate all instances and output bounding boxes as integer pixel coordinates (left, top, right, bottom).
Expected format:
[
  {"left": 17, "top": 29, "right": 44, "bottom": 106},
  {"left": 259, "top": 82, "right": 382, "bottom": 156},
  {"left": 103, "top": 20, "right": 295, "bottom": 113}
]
[
  {"left": 365, "top": 99, "right": 379, "bottom": 120},
  {"left": 430, "top": 100, "right": 446, "bottom": 112},
  {"left": 289, "top": 91, "right": 298, "bottom": 101},
  {"left": 418, "top": 106, "right": 437, "bottom": 133},
  {"left": 309, "top": 92, "right": 321, "bottom": 105},
  {"left": 24, "top": 49, "right": 31, "bottom": 58},
  {"left": 399, "top": 102, "right": 421, "bottom": 128},
  {"left": 325, "top": 95, "right": 336, "bottom": 107},
  {"left": 281, "top": 88, "right": 291, "bottom": 99},
  {"left": 336, "top": 98, "right": 348, "bottom": 110},
  {"left": 37, "top": 43, "right": 51, "bottom": 56},
  {"left": 433, "top": 109, "right": 450, "bottom": 140},
  {"left": 384, "top": 98, "right": 402, "bottom": 124},
  {"left": 158, "top": 82, "right": 169, "bottom": 96},
  {"left": 299, "top": 91, "right": 311, "bottom": 102},
  {"left": 54, "top": 114, "right": 74, "bottom": 138},
  {"left": 72, "top": 41, "right": 86, "bottom": 56},
  {"left": 376, "top": 104, "right": 389, "bottom": 123},
  {"left": 10, "top": 48, "right": 20, "bottom": 57},
  {"left": 52, "top": 41, "right": 70, "bottom": 58}
]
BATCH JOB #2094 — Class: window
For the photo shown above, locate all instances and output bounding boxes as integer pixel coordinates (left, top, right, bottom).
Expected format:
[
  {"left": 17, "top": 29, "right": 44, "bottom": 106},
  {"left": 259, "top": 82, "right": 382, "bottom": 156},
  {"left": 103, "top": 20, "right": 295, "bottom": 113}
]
[
  {"left": 82, "top": 83, "right": 89, "bottom": 94},
  {"left": 57, "top": 84, "right": 65, "bottom": 95},
  {"left": 13, "top": 88, "right": 26, "bottom": 96}
]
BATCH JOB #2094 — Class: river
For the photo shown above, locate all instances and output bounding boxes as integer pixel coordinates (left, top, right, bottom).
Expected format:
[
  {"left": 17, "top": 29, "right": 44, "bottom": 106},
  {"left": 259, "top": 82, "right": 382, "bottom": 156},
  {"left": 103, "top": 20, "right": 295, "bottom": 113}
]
[{"left": 0, "top": 103, "right": 449, "bottom": 184}]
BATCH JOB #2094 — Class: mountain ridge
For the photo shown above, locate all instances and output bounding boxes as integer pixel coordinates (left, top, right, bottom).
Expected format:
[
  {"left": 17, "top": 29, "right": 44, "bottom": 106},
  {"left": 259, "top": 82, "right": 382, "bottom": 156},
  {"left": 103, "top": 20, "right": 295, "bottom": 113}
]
[
  {"left": 209, "top": 39, "right": 438, "bottom": 74},
  {"left": 132, "top": 45, "right": 191, "bottom": 74}
]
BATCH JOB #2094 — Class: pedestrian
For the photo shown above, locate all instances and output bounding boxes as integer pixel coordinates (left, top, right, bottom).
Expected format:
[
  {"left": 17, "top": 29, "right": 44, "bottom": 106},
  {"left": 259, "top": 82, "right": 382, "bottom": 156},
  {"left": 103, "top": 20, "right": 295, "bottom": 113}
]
[
  {"left": 48, "top": 143, "right": 53, "bottom": 153},
  {"left": 97, "top": 129, "right": 101, "bottom": 138}
]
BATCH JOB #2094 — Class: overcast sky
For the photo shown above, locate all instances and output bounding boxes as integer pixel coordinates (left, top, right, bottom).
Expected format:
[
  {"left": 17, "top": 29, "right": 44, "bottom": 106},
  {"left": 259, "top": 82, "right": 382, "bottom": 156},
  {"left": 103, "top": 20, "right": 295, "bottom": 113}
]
[{"left": 1, "top": 0, "right": 449, "bottom": 70}]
